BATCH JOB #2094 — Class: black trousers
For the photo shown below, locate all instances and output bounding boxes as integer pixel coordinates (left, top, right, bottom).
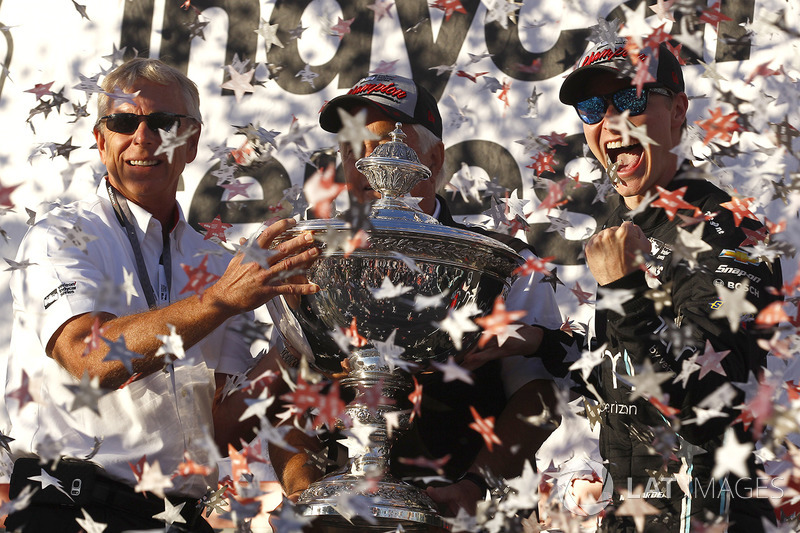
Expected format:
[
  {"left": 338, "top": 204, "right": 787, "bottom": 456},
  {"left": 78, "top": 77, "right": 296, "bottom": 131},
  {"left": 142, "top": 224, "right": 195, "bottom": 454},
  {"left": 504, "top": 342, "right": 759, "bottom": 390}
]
[
  {"left": 6, "top": 458, "right": 214, "bottom": 533},
  {"left": 5, "top": 503, "right": 214, "bottom": 533}
]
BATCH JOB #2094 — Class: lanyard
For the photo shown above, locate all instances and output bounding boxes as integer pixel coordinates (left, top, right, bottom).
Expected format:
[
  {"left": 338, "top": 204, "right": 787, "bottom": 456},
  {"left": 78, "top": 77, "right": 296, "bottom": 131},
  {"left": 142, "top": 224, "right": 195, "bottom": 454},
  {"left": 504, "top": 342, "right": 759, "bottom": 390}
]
[
  {"left": 106, "top": 180, "right": 186, "bottom": 448},
  {"left": 105, "top": 180, "right": 172, "bottom": 309}
]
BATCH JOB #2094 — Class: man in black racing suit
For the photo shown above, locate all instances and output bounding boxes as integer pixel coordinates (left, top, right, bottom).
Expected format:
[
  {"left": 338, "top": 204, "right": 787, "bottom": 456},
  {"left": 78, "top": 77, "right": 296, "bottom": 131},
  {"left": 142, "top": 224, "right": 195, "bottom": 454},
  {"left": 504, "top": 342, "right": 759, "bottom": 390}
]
[
  {"left": 591, "top": 166, "right": 781, "bottom": 532},
  {"left": 557, "top": 39, "right": 783, "bottom": 532}
]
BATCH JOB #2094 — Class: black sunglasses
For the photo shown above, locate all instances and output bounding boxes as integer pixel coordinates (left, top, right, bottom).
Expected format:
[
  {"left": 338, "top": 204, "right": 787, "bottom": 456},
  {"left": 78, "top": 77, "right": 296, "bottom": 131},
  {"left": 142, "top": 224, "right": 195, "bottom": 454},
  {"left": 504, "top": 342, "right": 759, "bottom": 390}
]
[
  {"left": 97, "top": 112, "right": 194, "bottom": 134},
  {"left": 574, "top": 87, "right": 673, "bottom": 125}
]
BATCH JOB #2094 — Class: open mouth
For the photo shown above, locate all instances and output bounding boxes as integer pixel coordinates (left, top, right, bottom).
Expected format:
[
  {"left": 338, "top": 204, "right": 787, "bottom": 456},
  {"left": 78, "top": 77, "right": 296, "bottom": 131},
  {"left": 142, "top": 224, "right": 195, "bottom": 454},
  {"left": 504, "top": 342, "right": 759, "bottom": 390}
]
[
  {"left": 127, "top": 160, "right": 160, "bottom": 167},
  {"left": 605, "top": 140, "right": 643, "bottom": 174}
]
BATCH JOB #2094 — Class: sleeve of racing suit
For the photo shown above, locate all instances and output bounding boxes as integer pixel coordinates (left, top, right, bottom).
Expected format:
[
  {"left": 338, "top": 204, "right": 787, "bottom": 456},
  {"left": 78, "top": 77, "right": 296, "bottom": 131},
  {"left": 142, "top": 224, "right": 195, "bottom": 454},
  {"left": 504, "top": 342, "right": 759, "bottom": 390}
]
[{"left": 602, "top": 218, "right": 782, "bottom": 445}]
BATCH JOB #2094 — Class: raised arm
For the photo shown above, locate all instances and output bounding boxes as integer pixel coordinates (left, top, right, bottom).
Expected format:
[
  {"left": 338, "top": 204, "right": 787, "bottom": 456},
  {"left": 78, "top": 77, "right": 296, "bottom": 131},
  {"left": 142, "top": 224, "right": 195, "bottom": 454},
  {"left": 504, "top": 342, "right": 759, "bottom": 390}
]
[{"left": 48, "top": 218, "right": 320, "bottom": 389}]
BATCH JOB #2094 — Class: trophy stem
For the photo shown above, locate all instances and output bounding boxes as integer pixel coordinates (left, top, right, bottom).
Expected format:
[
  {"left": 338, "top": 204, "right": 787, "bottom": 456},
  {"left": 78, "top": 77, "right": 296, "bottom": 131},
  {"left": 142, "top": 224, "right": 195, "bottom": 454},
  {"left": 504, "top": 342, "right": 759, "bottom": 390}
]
[
  {"left": 297, "top": 349, "right": 449, "bottom": 531},
  {"left": 339, "top": 349, "right": 408, "bottom": 478}
]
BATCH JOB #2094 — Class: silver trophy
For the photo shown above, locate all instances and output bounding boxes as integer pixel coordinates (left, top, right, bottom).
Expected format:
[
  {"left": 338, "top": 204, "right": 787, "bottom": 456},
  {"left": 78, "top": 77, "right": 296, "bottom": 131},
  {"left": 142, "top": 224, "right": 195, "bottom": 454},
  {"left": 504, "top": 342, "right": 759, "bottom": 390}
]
[{"left": 270, "top": 124, "right": 522, "bottom": 531}]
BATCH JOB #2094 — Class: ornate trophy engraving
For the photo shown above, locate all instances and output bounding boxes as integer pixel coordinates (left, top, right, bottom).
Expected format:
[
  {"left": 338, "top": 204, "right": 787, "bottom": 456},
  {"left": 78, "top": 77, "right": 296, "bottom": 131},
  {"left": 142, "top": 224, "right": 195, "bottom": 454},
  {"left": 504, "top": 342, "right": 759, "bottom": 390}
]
[{"left": 270, "top": 124, "right": 522, "bottom": 531}]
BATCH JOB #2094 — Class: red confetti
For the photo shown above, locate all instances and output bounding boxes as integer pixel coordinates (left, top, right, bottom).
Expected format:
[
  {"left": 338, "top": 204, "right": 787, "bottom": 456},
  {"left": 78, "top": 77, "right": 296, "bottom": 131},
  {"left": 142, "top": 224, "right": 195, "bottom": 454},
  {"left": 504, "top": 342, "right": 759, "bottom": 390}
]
[
  {"left": 468, "top": 405, "right": 502, "bottom": 452},
  {"left": 695, "top": 107, "right": 741, "bottom": 146},
  {"left": 651, "top": 186, "right": 701, "bottom": 220},
  {"left": 199, "top": 215, "right": 233, "bottom": 242}
]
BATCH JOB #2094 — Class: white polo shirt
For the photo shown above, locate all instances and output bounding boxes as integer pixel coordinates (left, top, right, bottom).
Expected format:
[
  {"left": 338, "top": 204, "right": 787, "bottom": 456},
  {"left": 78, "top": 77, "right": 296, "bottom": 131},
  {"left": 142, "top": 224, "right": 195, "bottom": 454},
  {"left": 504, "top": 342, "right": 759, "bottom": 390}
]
[
  {"left": 6, "top": 182, "right": 254, "bottom": 498},
  {"left": 431, "top": 199, "right": 563, "bottom": 395}
]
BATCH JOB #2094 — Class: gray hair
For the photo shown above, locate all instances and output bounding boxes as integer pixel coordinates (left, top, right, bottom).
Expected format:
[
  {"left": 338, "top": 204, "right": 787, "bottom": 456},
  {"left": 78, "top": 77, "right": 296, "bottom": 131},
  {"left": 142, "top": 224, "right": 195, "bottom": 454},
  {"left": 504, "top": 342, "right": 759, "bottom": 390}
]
[{"left": 96, "top": 57, "right": 201, "bottom": 124}]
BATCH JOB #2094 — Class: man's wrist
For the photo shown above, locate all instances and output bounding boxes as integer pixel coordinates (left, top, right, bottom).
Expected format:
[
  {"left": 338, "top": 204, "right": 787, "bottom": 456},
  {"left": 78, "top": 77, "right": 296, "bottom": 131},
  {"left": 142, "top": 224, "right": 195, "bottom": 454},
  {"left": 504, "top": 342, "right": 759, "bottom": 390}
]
[
  {"left": 456, "top": 471, "right": 489, "bottom": 495},
  {"left": 282, "top": 455, "right": 320, "bottom": 496}
]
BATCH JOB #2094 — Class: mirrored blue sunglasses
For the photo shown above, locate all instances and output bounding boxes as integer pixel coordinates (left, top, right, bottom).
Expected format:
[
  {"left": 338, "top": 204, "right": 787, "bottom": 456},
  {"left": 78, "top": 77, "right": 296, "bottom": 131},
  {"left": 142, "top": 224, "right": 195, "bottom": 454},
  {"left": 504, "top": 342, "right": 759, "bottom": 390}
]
[{"left": 574, "top": 86, "right": 673, "bottom": 125}]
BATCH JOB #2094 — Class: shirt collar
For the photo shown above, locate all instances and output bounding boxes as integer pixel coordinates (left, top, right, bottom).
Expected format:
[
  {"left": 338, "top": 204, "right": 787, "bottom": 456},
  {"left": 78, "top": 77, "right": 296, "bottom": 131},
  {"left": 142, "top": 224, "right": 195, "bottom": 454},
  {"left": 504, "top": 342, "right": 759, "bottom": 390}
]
[
  {"left": 431, "top": 196, "right": 441, "bottom": 219},
  {"left": 99, "top": 178, "right": 187, "bottom": 251}
]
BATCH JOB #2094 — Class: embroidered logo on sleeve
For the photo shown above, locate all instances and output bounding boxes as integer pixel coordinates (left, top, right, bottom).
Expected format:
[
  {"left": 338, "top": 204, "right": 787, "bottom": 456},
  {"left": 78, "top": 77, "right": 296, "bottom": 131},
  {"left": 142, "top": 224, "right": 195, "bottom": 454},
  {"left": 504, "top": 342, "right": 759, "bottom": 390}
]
[{"left": 43, "top": 282, "right": 77, "bottom": 309}]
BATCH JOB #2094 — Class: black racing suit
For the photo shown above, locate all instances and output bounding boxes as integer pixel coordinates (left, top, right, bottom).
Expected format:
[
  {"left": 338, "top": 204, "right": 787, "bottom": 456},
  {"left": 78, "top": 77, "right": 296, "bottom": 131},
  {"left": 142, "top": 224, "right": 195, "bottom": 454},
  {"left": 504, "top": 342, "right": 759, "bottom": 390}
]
[{"left": 578, "top": 171, "right": 781, "bottom": 532}]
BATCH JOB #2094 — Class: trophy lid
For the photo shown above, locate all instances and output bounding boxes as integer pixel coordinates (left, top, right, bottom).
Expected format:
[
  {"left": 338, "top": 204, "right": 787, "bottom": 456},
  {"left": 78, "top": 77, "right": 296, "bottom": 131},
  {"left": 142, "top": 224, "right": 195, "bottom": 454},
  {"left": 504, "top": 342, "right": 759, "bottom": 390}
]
[
  {"left": 273, "top": 122, "right": 522, "bottom": 279},
  {"left": 355, "top": 123, "right": 435, "bottom": 223},
  {"left": 363, "top": 125, "right": 425, "bottom": 166}
]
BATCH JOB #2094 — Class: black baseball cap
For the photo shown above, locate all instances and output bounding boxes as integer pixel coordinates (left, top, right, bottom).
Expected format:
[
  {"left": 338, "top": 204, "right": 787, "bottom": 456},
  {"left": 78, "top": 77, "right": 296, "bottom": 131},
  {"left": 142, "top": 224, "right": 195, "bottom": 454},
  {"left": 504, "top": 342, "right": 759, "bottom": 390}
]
[
  {"left": 559, "top": 39, "right": 684, "bottom": 105},
  {"left": 319, "top": 74, "right": 443, "bottom": 138}
]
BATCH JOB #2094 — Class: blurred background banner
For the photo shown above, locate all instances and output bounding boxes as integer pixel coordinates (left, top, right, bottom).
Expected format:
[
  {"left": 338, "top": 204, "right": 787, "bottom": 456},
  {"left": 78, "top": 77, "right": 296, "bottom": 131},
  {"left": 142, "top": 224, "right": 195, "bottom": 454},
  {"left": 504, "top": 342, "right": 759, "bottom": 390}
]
[{"left": 0, "top": 0, "right": 797, "bottom": 353}]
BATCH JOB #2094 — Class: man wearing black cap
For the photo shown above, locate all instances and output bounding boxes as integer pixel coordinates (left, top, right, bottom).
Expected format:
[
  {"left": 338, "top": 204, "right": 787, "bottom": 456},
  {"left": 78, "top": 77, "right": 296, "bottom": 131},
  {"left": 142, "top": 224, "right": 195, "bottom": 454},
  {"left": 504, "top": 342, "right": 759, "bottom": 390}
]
[
  {"left": 270, "top": 73, "right": 575, "bottom": 517},
  {"left": 558, "top": 40, "right": 781, "bottom": 531},
  {"left": 318, "top": 73, "right": 446, "bottom": 216}
]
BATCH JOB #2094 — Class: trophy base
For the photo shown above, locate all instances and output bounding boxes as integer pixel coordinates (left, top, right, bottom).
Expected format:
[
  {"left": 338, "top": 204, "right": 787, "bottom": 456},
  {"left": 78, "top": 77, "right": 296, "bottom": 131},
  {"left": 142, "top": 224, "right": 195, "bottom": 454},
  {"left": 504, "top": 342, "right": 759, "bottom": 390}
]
[{"left": 297, "top": 473, "right": 450, "bottom": 532}]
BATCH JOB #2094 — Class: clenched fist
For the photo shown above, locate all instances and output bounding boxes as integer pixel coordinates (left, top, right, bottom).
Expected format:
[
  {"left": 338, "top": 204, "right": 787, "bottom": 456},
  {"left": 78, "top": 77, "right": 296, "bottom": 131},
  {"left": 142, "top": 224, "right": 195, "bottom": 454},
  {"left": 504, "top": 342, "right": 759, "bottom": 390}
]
[{"left": 584, "top": 221, "right": 651, "bottom": 286}]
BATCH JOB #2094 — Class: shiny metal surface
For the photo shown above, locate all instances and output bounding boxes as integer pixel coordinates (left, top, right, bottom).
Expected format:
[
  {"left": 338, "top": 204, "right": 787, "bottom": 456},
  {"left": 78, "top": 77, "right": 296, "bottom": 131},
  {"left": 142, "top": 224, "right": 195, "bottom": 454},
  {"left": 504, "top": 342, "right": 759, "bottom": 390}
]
[
  {"left": 273, "top": 219, "right": 520, "bottom": 375},
  {"left": 269, "top": 123, "right": 522, "bottom": 531}
]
